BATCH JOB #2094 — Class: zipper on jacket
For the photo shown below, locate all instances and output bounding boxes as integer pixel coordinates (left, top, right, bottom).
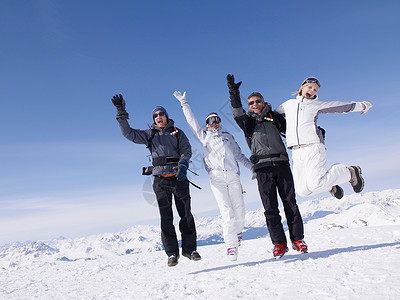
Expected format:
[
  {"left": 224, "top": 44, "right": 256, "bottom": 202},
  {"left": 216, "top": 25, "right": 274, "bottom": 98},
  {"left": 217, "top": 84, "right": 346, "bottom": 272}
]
[{"left": 295, "top": 98, "right": 302, "bottom": 146}]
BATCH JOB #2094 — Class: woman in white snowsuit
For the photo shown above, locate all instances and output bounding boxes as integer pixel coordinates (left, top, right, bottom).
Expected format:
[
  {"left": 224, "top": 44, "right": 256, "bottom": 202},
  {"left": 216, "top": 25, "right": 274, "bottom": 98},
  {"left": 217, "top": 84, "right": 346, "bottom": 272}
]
[
  {"left": 173, "top": 91, "right": 253, "bottom": 261},
  {"left": 275, "top": 77, "right": 373, "bottom": 199}
]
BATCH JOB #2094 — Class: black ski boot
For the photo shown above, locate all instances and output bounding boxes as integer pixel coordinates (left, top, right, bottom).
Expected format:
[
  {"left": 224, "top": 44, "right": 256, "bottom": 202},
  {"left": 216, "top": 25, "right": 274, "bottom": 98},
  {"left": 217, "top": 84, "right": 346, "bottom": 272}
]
[
  {"left": 167, "top": 254, "right": 179, "bottom": 267},
  {"left": 349, "top": 166, "right": 364, "bottom": 193},
  {"left": 330, "top": 185, "right": 344, "bottom": 199},
  {"left": 182, "top": 250, "right": 201, "bottom": 261}
]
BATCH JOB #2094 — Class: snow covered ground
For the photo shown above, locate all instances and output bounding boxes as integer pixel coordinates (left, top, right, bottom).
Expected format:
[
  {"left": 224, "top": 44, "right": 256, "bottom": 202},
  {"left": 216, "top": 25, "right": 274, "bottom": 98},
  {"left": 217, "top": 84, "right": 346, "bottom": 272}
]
[{"left": 1, "top": 189, "right": 400, "bottom": 299}]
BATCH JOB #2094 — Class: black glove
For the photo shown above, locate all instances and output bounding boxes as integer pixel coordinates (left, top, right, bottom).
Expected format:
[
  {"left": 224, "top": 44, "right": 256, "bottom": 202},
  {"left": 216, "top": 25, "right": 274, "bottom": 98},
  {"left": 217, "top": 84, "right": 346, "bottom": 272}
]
[
  {"left": 111, "top": 94, "right": 129, "bottom": 120},
  {"left": 226, "top": 74, "right": 242, "bottom": 94},
  {"left": 226, "top": 74, "right": 242, "bottom": 108},
  {"left": 176, "top": 159, "right": 188, "bottom": 181}
]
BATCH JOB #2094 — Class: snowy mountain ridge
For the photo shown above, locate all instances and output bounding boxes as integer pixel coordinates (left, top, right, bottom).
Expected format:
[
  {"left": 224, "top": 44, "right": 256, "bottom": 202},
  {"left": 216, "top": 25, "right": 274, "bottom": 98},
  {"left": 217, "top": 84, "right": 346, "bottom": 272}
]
[{"left": 1, "top": 189, "right": 399, "bottom": 269}]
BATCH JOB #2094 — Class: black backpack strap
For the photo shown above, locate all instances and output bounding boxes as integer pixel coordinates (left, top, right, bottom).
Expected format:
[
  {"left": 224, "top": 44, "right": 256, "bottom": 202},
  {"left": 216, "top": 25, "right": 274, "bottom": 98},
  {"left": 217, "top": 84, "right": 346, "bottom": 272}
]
[
  {"left": 271, "top": 111, "right": 286, "bottom": 137},
  {"left": 146, "top": 129, "right": 158, "bottom": 151},
  {"left": 241, "top": 115, "right": 256, "bottom": 147}
]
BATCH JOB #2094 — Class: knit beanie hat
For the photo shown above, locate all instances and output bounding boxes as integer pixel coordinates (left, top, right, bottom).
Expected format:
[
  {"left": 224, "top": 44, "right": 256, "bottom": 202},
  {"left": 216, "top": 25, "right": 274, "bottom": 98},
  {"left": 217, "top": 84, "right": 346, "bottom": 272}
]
[{"left": 152, "top": 106, "right": 169, "bottom": 120}]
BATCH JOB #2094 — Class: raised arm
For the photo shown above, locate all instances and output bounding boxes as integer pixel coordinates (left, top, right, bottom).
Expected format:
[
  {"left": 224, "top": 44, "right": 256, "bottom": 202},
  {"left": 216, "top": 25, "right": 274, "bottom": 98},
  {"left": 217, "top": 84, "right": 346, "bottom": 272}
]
[
  {"left": 111, "top": 93, "right": 150, "bottom": 145},
  {"left": 173, "top": 91, "right": 206, "bottom": 143},
  {"left": 226, "top": 74, "right": 255, "bottom": 144}
]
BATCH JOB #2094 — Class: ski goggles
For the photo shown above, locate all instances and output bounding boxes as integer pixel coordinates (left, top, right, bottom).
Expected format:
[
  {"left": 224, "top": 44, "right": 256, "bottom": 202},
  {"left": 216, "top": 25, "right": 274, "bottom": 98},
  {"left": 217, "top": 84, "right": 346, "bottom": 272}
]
[
  {"left": 153, "top": 111, "right": 166, "bottom": 118},
  {"left": 206, "top": 115, "right": 221, "bottom": 125},
  {"left": 301, "top": 77, "right": 320, "bottom": 87},
  {"left": 248, "top": 99, "right": 263, "bottom": 106}
]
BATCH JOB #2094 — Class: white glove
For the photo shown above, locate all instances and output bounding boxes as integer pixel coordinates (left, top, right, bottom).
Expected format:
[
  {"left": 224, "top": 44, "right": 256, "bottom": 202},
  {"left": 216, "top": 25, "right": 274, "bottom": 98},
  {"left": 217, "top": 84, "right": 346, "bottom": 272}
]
[
  {"left": 360, "top": 101, "right": 372, "bottom": 114},
  {"left": 173, "top": 91, "right": 188, "bottom": 105}
]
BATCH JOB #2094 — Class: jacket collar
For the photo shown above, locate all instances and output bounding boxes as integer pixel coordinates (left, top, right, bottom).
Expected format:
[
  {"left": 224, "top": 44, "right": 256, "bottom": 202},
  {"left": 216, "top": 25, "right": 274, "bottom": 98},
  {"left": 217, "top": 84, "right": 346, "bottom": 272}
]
[
  {"left": 296, "top": 95, "right": 319, "bottom": 101},
  {"left": 206, "top": 126, "right": 222, "bottom": 135},
  {"left": 248, "top": 103, "right": 272, "bottom": 121},
  {"left": 151, "top": 119, "right": 175, "bottom": 132}
]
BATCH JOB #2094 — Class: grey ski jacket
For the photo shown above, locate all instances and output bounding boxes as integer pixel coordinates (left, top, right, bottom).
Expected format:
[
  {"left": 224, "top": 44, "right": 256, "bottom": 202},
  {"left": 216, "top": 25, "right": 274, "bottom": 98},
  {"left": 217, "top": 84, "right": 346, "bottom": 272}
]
[
  {"left": 230, "top": 95, "right": 289, "bottom": 171},
  {"left": 117, "top": 118, "right": 192, "bottom": 176}
]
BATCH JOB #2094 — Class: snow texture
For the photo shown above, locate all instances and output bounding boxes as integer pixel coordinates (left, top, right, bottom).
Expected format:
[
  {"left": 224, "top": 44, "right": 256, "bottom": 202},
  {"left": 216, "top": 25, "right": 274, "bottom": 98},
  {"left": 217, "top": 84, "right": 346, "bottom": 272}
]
[{"left": 1, "top": 189, "right": 400, "bottom": 299}]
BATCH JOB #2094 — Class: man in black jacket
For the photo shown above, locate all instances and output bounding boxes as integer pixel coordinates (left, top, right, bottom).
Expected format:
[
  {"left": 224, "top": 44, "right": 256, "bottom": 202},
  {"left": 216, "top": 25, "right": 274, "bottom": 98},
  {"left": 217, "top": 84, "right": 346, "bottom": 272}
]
[
  {"left": 111, "top": 94, "right": 201, "bottom": 267},
  {"left": 226, "top": 74, "right": 307, "bottom": 258}
]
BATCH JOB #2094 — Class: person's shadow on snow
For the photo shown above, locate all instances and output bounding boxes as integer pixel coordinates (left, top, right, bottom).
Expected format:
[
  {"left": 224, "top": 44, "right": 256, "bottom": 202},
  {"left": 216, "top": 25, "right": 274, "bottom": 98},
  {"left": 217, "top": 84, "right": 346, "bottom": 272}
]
[
  {"left": 187, "top": 241, "right": 400, "bottom": 275},
  {"left": 197, "top": 227, "right": 269, "bottom": 247}
]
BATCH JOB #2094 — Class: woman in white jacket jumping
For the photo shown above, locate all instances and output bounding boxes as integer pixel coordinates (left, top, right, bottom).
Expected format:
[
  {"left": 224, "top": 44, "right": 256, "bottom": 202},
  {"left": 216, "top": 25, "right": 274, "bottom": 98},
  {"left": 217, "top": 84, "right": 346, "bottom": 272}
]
[
  {"left": 275, "top": 77, "right": 372, "bottom": 199},
  {"left": 173, "top": 91, "right": 253, "bottom": 261}
]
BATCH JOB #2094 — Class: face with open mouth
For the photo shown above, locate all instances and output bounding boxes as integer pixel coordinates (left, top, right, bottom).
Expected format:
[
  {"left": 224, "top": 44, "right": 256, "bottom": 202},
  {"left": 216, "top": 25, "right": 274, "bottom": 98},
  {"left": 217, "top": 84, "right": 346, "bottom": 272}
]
[
  {"left": 301, "top": 83, "right": 319, "bottom": 99},
  {"left": 153, "top": 111, "right": 168, "bottom": 127}
]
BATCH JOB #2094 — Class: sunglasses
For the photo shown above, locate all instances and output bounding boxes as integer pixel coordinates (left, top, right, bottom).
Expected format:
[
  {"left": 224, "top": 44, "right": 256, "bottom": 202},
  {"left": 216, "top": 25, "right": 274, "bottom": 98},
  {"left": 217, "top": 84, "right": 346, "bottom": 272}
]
[
  {"left": 206, "top": 116, "right": 221, "bottom": 125},
  {"left": 248, "top": 99, "right": 263, "bottom": 106},
  {"left": 302, "top": 77, "right": 320, "bottom": 87},
  {"left": 153, "top": 111, "right": 166, "bottom": 118}
]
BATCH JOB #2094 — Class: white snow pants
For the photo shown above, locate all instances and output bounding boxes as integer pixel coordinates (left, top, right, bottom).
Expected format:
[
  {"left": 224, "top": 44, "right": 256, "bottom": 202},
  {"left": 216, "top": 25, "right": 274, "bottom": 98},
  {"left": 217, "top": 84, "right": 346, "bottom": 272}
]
[
  {"left": 291, "top": 143, "right": 351, "bottom": 197},
  {"left": 209, "top": 170, "right": 245, "bottom": 248}
]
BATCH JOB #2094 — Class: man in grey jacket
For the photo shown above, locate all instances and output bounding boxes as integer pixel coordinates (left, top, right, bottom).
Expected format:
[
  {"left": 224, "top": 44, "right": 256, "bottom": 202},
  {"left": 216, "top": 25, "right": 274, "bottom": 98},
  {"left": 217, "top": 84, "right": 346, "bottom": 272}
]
[
  {"left": 111, "top": 94, "right": 201, "bottom": 267},
  {"left": 226, "top": 75, "right": 306, "bottom": 259}
]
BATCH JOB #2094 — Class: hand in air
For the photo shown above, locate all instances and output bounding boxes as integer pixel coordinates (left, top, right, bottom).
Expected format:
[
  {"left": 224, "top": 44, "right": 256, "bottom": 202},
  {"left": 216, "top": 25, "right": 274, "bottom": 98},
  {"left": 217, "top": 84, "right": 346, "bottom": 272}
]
[
  {"left": 173, "top": 91, "right": 188, "bottom": 105},
  {"left": 360, "top": 101, "right": 372, "bottom": 114}
]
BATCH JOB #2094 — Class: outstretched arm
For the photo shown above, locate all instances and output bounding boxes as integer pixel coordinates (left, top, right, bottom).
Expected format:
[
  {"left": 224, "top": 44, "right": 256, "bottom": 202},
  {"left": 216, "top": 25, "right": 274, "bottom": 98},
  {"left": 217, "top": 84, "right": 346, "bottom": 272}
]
[{"left": 317, "top": 100, "right": 373, "bottom": 115}]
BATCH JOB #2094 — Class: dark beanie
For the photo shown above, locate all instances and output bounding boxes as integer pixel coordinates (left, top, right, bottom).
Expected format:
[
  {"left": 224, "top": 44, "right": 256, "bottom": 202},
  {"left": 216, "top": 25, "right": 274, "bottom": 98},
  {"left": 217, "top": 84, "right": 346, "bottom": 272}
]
[{"left": 152, "top": 106, "right": 169, "bottom": 119}]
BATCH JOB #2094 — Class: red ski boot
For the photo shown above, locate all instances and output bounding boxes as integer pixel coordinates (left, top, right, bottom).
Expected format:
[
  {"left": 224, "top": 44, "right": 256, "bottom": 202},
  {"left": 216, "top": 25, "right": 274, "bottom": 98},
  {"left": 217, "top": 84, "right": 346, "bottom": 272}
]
[
  {"left": 273, "top": 243, "right": 288, "bottom": 259},
  {"left": 292, "top": 240, "right": 308, "bottom": 253}
]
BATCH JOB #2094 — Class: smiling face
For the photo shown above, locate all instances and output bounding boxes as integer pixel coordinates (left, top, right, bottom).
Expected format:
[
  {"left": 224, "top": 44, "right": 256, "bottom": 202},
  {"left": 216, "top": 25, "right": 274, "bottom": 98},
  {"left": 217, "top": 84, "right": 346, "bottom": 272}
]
[
  {"left": 247, "top": 96, "right": 265, "bottom": 114},
  {"left": 207, "top": 122, "right": 220, "bottom": 130},
  {"left": 300, "top": 83, "right": 319, "bottom": 99},
  {"left": 153, "top": 111, "right": 168, "bottom": 127},
  {"left": 206, "top": 114, "right": 221, "bottom": 130}
]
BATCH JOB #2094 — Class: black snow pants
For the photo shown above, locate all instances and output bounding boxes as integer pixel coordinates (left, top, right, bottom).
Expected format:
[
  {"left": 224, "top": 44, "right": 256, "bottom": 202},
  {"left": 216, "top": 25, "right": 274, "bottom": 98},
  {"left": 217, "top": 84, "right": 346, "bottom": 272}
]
[
  {"left": 256, "top": 165, "right": 304, "bottom": 245},
  {"left": 153, "top": 176, "right": 197, "bottom": 256}
]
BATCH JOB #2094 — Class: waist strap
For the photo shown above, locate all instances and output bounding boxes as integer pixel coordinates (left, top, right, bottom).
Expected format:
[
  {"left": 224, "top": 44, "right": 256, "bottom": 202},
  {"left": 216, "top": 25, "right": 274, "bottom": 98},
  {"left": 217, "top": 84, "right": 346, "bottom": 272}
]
[
  {"left": 152, "top": 156, "right": 180, "bottom": 166},
  {"left": 250, "top": 153, "right": 288, "bottom": 164}
]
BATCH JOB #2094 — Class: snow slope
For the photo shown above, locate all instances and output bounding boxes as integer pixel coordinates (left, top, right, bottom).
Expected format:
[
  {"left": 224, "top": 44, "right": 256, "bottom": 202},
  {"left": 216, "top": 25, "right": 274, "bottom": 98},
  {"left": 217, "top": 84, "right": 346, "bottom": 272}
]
[{"left": 1, "top": 189, "right": 400, "bottom": 299}]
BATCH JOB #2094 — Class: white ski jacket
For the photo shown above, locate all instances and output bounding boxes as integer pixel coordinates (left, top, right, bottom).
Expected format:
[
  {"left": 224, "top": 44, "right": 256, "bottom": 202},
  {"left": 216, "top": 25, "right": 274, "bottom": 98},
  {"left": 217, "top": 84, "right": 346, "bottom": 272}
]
[
  {"left": 180, "top": 101, "right": 253, "bottom": 174},
  {"left": 275, "top": 95, "right": 365, "bottom": 148}
]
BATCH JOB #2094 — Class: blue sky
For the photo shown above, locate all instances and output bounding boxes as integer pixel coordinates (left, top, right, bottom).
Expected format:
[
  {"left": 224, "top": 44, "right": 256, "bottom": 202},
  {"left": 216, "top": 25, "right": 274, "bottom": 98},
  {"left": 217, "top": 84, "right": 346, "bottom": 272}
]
[{"left": 1, "top": 0, "right": 399, "bottom": 245}]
